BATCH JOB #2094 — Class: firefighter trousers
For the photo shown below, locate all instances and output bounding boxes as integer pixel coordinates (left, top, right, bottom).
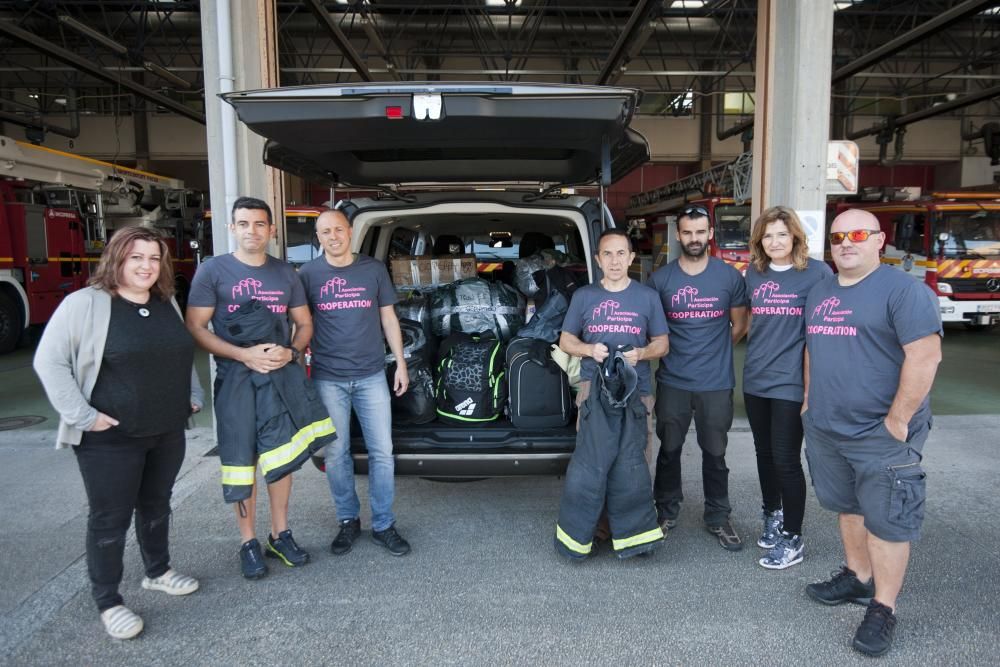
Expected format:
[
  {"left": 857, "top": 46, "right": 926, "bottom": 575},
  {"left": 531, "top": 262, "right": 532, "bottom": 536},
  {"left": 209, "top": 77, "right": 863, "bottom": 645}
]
[{"left": 555, "top": 363, "right": 664, "bottom": 560}]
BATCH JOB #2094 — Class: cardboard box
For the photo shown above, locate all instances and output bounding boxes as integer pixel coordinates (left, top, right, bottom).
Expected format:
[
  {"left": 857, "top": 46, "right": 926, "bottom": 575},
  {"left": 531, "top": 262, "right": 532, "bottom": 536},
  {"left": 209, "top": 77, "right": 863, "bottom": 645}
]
[{"left": 391, "top": 255, "right": 477, "bottom": 287}]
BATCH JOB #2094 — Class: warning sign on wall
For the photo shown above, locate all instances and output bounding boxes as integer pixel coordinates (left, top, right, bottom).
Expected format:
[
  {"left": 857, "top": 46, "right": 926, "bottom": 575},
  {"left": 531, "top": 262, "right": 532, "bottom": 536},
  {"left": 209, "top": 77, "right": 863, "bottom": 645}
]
[{"left": 826, "top": 140, "right": 859, "bottom": 194}]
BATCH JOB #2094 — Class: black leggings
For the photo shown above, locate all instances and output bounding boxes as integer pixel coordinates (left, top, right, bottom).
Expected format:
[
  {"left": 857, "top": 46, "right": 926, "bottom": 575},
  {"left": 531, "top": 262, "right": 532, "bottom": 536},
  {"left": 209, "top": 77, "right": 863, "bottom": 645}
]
[
  {"left": 743, "top": 393, "right": 806, "bottom": 535},
  {"left": 74, "top": 429, "right": 186, "bottom": 611}
]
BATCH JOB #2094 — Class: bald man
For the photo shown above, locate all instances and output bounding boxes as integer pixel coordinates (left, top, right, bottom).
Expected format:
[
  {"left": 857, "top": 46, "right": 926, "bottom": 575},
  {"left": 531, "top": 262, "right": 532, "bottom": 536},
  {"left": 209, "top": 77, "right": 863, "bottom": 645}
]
[
  {"left": 299, "top": 209, "right": 412, "bottom": 557},
  {"left": 802, "top": 209, "right": 942, "bottom": 657}
]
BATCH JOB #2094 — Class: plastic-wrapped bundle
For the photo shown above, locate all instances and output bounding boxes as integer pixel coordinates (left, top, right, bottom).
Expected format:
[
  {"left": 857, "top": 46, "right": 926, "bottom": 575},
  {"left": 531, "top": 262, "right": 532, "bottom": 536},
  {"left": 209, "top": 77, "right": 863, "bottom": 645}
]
[
  {"left": 395, "top": 294, "right": 436, "bottom": 359},
  {"left": 384, "top": 319, "right": 427, "bottom": 365},
  {"left": 395, "top": 294, "right": 430, "bottom": 329},
  {"left": 514, "top": 254, "right": 548, "bottom": 296},
  {"left": 514, "top": 249, "right": 574, "bottom": 297},
  {"left": 429, "top": 278, "right": 525, "bottom": 341}
]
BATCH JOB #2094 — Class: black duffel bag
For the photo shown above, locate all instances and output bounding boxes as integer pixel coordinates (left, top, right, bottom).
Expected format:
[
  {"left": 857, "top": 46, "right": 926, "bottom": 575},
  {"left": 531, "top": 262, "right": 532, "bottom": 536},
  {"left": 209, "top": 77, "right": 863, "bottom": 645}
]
[
  {"left": 386, "top": 355, "right": 436, "bottom": 425},
  {"left": 384, "top": 318, "right": 436, "bottom": 425}
]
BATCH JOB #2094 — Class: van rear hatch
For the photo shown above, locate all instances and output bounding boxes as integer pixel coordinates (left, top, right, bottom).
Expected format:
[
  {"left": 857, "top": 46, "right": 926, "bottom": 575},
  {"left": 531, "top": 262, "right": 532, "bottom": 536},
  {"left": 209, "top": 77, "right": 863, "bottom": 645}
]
[{"left": 222, "top": 82, "right": 648, "bottom": 187}]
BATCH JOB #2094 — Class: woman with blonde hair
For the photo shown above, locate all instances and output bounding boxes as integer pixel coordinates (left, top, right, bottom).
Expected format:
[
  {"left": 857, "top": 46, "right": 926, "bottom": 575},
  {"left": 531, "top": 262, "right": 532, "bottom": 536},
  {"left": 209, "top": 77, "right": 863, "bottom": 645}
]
[
  {"left": 743, "top": 206, "right": 831, "bottom": 569},
  {"left": 34, "top": 225, "right": 203, "bottom": 639}
]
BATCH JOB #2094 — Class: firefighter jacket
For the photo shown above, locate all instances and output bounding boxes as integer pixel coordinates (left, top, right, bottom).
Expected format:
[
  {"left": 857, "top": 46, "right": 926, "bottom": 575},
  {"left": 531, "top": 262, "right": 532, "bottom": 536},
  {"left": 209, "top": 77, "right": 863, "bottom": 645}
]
[
  {"left": 555, "top": 351, "right": 663, "bottom": 559},
  {"left": 214, "top": 299, "right": 336, "bottom": 503}
]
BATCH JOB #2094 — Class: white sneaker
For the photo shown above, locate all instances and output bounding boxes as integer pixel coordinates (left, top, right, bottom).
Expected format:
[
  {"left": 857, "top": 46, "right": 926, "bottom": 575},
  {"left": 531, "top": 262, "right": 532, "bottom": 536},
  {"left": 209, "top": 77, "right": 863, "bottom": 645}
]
[
  {"left": 757, "top": 508, "right": 784, "bottom": 548},
  {"left": 141, "top": 568, "right": 200, "bottom": 596},
  {"left": 759, "top": 532, "right": 804, "bottom": 570},
  {"left": 101, "top": 605, "right": 144, "bottom": 640}
]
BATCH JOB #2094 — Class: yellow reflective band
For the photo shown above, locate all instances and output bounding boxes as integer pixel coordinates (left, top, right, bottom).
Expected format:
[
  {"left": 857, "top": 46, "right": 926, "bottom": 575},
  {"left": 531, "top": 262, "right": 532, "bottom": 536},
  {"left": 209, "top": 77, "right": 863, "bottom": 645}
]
[
  {"left": 555, "top": 525, "right": 592, "bottom": 555},
  {"left": 612, "top": 526, "right": 664, "bottom": 552},
  {"left": 220, "top": 465, "right": 255, "bottom": 486},
  {"left": 258, "top": 418, "right": 336, "bottom": 475}
]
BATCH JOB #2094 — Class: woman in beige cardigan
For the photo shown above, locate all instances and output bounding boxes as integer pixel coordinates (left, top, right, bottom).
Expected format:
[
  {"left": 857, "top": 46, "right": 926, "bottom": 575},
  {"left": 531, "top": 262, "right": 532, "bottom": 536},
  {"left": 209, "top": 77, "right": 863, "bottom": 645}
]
[{"left": 34, "top": 226, "right": 203, "bottom": 640}]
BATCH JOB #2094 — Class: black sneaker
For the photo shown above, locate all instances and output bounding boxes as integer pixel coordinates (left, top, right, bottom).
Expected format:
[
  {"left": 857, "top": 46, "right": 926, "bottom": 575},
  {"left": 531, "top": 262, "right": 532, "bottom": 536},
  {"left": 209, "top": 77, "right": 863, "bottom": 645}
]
[
  {"left": 371, "top": 525, "right": 411, "bottom": 556},
  {"left": 706, "top": 519, "right": 743, "bottom": 551},
  {"left": 853, "top": 600, "right": 898, "bottom": 657},
  {"left": 330, "top": 518, "right": 361, "bottom": 555},
  {"left": 266, "top": 529, "right": 310, "bottom": 567},
  {"left": 806, "top": 566, "right": 875, "bottom": 606},
  {"left": 239, "top": 538, "right": 268, "bottom": 580}
]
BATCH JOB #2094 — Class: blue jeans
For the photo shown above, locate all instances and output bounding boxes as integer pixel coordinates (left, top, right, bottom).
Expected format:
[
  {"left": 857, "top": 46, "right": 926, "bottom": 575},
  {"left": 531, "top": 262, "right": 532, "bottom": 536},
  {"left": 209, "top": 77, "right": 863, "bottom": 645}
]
[{"left": 316, "top": 372, "right": 396, "bottom": 532}]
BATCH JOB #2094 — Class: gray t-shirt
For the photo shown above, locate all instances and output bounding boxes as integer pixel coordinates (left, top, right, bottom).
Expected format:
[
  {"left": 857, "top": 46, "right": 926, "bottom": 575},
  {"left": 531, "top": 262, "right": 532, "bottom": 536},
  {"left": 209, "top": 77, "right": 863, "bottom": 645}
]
[
  {"left": 648, "top": 257, "right": 748, "bottom": 392},
  {"left": 299, "top": 254, "right": 398, "bottom": 381},
  {"left": 804, "top": 265, "right": 942, "bottom": 440},
  {"left": 561, "top": 280, "right": 669, "bottom": 395},
  {"left": 187, "top": 253, "right": 306, "bottom": 365},
  {"left": 743, "top": 258, "right": 833, "bottom": 402}
]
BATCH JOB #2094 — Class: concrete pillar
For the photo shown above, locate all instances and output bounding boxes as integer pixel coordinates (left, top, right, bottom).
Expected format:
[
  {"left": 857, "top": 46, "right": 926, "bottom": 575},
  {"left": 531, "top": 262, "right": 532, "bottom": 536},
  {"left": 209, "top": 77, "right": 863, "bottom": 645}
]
[
  {"left": 200, "top": 0, "right": 283, "bottom": 256},
  {"left": 750, "top": 0, "right": 834, "bottom": 259},
  {"left": 698, "top": 63, "right": 715, "bottom": 172}
]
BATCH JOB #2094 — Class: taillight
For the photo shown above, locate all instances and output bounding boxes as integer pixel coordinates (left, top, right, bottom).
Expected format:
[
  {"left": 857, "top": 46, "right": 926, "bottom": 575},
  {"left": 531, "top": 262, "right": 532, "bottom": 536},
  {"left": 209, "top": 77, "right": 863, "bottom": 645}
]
[{"left": 385, "top": 106, "right": 403, "bottom": 120}]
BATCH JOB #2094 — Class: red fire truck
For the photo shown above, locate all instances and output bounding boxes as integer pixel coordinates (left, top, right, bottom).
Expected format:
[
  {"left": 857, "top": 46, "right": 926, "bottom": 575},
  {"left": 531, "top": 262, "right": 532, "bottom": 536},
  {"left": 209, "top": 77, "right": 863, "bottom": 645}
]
[
  {"left": 834, "top": 189, "right": 1000, "bottom": 328},
  {"left": 625, "top": 153, "right": 753, "bottom": 277},
  {"left": 0, "top": 135, "right": 205, "bottom": 352}
]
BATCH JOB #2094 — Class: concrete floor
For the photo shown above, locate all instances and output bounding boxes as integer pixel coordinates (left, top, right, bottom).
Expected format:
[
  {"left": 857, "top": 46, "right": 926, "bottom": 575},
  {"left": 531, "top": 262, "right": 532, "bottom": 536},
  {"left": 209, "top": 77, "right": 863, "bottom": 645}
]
[
  {"left": 0, "top": 323, "right": 997, "bottom": 665},
  {"left": 1, "top": 417, "right": 998, "bottom": 665}
]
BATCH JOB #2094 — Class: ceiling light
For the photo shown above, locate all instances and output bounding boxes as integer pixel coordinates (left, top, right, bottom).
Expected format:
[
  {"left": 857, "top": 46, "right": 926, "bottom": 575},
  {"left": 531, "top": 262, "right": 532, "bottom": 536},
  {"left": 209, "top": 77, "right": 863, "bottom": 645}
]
[
  {"left": 143, "top": 61, "right": 193, "bottom": 89},
  {"left": 57, "top": 15, "right": 129, "bottom": 55}
]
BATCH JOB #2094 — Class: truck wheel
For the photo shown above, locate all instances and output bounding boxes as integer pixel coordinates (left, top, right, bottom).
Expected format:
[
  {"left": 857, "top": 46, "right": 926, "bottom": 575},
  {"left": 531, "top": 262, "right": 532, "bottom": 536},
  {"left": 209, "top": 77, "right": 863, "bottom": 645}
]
[{"left": 0, "top": 292, "right": 23, "bottom": 354}]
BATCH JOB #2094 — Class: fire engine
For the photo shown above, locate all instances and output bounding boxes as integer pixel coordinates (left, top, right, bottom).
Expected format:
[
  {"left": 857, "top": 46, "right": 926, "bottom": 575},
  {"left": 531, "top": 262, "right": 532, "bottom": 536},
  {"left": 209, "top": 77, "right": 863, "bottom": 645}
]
[
  {"left": 834, "top": 189, "right": 1000, "bottom": 328},
  {"left": 625, "top": 152, "right": 753, "bottom": 277},
  {"left": 0, "top": 135, "right": 206, "bottom": 353}
]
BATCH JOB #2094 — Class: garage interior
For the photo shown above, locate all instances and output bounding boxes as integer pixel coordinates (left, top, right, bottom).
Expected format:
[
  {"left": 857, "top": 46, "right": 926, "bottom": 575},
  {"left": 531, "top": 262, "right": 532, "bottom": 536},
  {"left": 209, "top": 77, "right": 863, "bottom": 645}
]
[
  {"left": 0, "top": 2, "right": 998, "bottom": 664},
  {"left": 2, "top": 1, "right": 999, "bottom": 207}
]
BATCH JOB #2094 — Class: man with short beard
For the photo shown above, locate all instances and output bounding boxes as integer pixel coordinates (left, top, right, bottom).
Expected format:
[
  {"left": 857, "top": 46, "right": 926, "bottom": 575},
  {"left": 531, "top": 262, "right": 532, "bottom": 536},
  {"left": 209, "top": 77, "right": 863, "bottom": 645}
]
[{"left": 647, "top": 205, "right": 749, "bottom": 550}]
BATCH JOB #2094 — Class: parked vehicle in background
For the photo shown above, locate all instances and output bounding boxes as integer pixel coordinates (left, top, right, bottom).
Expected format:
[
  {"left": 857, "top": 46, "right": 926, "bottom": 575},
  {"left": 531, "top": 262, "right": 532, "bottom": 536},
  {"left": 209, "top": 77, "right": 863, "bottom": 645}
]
[
  {"left": 625, "top": 153, "right": 753, "bottom": 278},
  {"left": 834, "top": 189, "right": 1000, "bottom": 329},
  {"left": 0, "top": 135, "right": 206, "bottom": 351}
]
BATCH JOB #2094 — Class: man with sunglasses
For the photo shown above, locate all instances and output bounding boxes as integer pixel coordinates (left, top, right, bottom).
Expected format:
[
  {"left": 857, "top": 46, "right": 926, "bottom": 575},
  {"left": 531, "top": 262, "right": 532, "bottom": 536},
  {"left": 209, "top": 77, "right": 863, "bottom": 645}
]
[
  {"left": 802, "top": 209, "right": 942, "bottom": 657},
  {"left": 647, "top": 205, "right": 749, "bottom": 551}
]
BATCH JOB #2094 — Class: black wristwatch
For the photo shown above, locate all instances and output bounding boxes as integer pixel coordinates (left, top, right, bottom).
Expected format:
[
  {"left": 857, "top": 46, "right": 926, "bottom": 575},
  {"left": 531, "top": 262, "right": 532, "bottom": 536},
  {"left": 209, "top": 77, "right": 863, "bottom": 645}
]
[{"left": 287, "top": 346, "right": 301, "bottom": 363}]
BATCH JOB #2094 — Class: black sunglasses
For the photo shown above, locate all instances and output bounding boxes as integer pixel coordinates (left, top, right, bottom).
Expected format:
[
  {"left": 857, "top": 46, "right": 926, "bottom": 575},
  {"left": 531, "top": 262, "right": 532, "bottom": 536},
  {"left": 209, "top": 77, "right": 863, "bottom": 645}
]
[{"left": 680, "top": 205, "right": 710, "bottom": 219}]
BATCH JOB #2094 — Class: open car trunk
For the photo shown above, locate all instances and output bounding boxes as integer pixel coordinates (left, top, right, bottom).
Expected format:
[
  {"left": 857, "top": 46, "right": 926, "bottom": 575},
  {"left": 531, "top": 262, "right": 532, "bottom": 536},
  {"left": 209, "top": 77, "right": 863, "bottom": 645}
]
[
  {"left": 223, "top": 83, "right": 650, "bottom": 476},
  {"left": 223, "top": 82, "right": 648, "bottom": 187}
]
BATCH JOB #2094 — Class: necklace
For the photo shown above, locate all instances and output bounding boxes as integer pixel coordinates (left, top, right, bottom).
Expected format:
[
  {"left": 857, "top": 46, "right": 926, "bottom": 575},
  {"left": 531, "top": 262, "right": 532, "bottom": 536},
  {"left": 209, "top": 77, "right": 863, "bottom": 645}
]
[{"left": 118, "top": 294, "right": 152, "bottom": 318}]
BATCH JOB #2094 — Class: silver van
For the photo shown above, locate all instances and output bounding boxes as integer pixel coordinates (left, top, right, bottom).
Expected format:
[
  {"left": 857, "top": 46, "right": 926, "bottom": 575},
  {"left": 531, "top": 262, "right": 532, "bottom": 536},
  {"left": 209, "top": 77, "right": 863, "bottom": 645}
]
[{"left": 225, "top": 82, "right": 649, "bottom": 477}]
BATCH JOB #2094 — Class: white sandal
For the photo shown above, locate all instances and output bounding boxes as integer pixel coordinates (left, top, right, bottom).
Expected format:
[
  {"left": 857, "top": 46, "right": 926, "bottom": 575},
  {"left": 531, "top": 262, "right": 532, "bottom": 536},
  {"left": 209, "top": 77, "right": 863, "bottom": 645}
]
[
  {"left": 100, "top": 605, "right": 144, "bottom": 640},
  {"left": 141, "top": 568, "right": 200, "bottom": 596}
]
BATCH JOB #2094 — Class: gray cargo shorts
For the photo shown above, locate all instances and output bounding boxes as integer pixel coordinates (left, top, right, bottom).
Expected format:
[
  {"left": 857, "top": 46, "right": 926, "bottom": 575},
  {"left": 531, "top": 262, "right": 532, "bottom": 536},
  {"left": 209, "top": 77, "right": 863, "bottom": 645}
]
[{"left": 803, "top": 413, "right": 929, "bottom": 543}]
